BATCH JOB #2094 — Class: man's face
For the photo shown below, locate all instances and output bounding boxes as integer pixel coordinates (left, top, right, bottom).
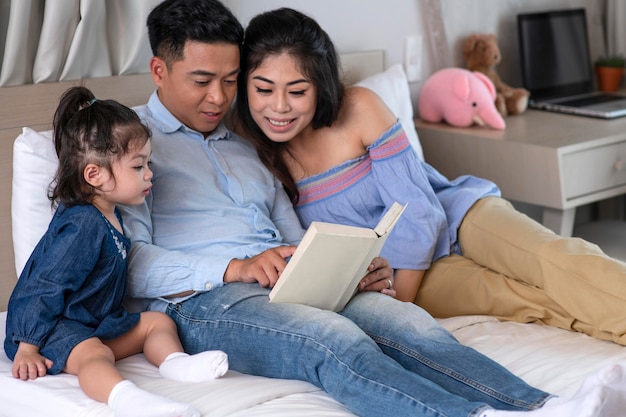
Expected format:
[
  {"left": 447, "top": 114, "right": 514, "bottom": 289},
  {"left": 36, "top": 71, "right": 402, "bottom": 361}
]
[{"left": 151, "top": 41, "right": 240, "bottom": 136}]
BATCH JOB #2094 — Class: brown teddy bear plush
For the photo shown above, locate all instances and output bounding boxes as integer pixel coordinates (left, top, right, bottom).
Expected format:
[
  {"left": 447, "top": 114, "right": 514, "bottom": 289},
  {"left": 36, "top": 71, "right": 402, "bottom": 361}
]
[{"left": 463, "top": 33, "right": 529, "bottom": 117}]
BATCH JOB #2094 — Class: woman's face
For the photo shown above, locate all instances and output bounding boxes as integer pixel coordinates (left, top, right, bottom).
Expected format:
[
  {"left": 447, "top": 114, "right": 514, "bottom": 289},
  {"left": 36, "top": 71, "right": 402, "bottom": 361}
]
[{"left": 247, "top": 53, "right": 317, "bottom": 143}]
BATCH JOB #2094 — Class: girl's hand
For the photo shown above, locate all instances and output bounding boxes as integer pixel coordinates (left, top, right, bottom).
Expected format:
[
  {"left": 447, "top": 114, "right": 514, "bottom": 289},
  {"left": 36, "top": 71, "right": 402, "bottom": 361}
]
[
  {"left": 12, "top": 342, "right": 53, "bottom": 380},
  {"left": 358, "top": 257, "right": 397, "bottom": 298}
]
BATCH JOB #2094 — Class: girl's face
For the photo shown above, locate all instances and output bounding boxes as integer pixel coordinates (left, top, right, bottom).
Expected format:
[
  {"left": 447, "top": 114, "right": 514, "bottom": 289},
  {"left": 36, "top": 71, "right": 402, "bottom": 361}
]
[
  {"left": 101, "top": 139, "right": 153, "bottom": 206},
  {"left": 247, "top": 53, "right": 317, "bottom": 143}
]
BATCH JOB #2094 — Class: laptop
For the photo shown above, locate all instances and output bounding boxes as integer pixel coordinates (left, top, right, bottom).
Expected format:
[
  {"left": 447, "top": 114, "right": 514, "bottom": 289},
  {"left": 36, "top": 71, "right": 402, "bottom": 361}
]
[{"left": 517, "top": 8, "right": 626, "bottom": 119}]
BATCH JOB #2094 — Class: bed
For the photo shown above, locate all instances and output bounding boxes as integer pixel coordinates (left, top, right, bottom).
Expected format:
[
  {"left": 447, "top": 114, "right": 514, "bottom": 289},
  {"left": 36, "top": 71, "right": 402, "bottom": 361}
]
[{"left": 1, "top": 51, "right": 626, "bottom": 417}]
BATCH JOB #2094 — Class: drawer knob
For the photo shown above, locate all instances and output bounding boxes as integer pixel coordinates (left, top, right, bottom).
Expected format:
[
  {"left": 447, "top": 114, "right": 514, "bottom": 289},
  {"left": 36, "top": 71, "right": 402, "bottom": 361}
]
[{"left": 615, "top": 160, "right": 625, "bottom": 171}]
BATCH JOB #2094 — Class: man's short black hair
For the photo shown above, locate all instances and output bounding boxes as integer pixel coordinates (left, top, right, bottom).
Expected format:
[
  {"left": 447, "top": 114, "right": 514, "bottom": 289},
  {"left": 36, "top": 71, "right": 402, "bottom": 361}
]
[{"left": 147, "top": 0, "right": 243, "bottom": 66}]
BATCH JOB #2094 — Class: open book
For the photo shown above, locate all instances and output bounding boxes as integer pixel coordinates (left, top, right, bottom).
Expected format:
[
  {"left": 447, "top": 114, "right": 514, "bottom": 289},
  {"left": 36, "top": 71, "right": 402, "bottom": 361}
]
[{"left": 269, "top": 202, "right": 407, "bottom": 311}]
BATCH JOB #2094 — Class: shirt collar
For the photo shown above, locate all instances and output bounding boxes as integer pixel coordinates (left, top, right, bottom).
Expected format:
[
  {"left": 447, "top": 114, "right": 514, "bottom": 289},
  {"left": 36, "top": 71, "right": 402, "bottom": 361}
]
[{"left": 146, "top": 90, "right": 231, "bottom": 141}]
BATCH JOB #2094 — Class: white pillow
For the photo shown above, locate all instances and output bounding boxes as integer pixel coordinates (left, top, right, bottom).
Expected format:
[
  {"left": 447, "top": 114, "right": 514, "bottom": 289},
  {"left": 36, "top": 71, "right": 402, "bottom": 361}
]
[
  {"left": 356, "top": 64, "right": 424, "bottom": 160},
  {"left": 12, "top": 127, "right": 58, "bottom": 277}
]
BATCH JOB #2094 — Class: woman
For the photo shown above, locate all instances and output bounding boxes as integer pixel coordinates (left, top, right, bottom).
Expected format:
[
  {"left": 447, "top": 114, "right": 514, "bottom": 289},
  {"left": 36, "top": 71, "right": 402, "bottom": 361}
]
[
  {"left": 232, "top": 8, "right": 626, "bottom": 416},
  {"left": 234, "top": 7, "right": 626, "bottom": 347}
]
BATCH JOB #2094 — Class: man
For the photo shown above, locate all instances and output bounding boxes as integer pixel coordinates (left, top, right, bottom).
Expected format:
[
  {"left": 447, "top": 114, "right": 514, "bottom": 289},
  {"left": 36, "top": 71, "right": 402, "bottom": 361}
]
[{"left": 119, "top": 1, "right": 585, "bottom": 416}]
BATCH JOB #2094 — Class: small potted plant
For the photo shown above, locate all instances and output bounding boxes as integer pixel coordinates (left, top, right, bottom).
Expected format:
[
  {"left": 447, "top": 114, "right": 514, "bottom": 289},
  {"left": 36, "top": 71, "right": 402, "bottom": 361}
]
[{"left": 595, "top": 54, "right": 626, "bottom": 92}]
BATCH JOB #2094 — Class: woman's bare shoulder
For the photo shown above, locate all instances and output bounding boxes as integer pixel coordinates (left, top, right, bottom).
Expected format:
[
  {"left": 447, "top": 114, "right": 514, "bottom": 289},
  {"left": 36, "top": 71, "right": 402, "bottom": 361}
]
[{"left": 342, "top": 86, "right": 397, "bottom": 146}]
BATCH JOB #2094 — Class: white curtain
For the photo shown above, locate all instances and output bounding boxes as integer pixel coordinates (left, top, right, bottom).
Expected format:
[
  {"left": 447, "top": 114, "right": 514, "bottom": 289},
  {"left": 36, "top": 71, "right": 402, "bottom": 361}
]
[
  {"left": 0, "top": 0, "right": 161, "bottom": 86},
  {"left": 421, "top": 0, "right": 451, "bottom": 72},
  {"left": 606, "top": 0, "right": 626, "bottom": 57}
]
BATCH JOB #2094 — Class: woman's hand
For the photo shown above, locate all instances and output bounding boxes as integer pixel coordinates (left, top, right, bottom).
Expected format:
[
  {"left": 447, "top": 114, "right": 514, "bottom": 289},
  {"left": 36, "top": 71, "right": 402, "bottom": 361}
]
[
  {"left": 224, "top": 246, "right": 297, "bottom": 288},
  {"left": 358, "top": 257, "right": 396, "bottom": 298},
  {"left": 12, "top": 342, "right": 53, "bottom": 380}
]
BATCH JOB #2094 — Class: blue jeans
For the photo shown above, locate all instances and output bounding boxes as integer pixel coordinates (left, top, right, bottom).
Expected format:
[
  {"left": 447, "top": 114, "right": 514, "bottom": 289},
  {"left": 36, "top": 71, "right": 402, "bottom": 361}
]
[{"left": 167, "top": 283, "right": 550, "bottom": 417}]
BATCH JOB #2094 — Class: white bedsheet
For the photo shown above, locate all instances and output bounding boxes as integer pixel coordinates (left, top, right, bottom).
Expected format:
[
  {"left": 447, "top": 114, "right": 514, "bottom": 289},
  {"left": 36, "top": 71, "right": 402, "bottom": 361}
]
[
  {"left": 2, "top": 312, "right": 626, "bottom": 417},
  {"left": 0, "top": 311, "right": 354, "bottom": 417}
]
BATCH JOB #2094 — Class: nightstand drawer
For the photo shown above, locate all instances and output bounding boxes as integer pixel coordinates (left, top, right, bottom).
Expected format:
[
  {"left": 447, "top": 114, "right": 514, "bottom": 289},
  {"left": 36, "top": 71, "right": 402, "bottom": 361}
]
[{"left": 562, "top": 141, "right": 626, "bottom": 199}]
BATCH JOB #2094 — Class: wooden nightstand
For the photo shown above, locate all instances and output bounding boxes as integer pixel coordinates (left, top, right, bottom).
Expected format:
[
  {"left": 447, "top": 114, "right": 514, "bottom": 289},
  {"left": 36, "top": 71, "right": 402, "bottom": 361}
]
[{"left": 415, "top": 110, "right": 626, "bottom": 238}]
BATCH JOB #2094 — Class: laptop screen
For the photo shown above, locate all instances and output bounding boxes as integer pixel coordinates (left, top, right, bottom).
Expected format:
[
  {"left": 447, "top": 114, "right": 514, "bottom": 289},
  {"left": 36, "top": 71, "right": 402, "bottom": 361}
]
[{"left": 517, "top": 8, "right": 594, "bottom": 101}]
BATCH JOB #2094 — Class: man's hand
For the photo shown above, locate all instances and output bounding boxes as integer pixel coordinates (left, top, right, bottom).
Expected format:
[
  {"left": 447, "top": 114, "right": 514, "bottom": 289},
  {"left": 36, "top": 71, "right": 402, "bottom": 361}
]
[
  {"left": 224, "top": 246, "right": 297, "bottom": 288},
  {"left": 358, "top": 257, "right": 396, "bottom": 298},
  {"left": 12, "top": 342, "right": 53, "bottom": 380}
]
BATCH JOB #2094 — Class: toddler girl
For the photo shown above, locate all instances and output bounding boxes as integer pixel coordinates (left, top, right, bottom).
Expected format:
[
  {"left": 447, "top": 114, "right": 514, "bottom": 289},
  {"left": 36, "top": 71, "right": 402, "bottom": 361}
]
[{"left": 4, "top": 86, "right": 228, "bottom": 417}]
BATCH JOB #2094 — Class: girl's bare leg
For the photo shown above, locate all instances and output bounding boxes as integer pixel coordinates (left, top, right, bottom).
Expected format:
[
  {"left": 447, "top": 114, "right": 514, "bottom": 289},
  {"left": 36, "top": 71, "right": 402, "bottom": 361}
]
[
  {"left": 105, "top": 311, "right": 228, "bottom": 382},
  {"left": 104, "top": 311, "right": 184, "bottom": 365},
  {"left": 64, "top": 337, "right": 123, "bottom": 402},
  {"left": 65, "top": 337, "right": 199, "bottom": 417}
]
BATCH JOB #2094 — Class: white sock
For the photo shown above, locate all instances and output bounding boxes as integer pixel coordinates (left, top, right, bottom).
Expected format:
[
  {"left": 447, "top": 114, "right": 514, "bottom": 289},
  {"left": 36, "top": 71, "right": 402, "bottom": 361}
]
[
  {"left": 544, "top": 362, "right": 626, "bottom": 416},
  {"left": 108, "top": 380, "right": 200, "bottom": 417},
  {"left": 582, "top": 362, "right": 626, "bottom": 416},
  {"left": 159, "top": 351, "right": 229, "bottom": 382},
  {"left": 479, "top": 362, "right": 626, "bottom": 417},
  {"left": 479, "top": 386, "right": 604, "bottom": 417}
]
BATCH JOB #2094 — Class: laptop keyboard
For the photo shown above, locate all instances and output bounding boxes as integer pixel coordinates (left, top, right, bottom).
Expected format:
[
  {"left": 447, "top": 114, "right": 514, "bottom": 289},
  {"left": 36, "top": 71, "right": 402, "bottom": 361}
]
[{"left": 557, "top": 94, "right": 626, "bottom": 107}]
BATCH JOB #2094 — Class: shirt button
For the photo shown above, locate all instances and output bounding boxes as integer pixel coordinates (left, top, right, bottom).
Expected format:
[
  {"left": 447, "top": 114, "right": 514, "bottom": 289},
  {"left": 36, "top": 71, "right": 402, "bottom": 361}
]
[{"left": 205, "top": 283, "right": 212, "bottom": 290}]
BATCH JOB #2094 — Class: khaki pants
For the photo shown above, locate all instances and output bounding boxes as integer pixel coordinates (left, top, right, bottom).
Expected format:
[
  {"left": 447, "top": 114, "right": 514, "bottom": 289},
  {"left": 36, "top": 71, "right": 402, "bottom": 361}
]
[{"left": 415, "top": 196, "right": 626, "bottom": 345}]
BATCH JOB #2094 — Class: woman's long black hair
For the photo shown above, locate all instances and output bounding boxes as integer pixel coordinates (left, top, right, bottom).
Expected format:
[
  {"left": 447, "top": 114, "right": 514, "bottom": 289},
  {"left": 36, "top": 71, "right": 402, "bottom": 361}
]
[{"left": 235, "top": 8, "right": 345, "bottom": 204}]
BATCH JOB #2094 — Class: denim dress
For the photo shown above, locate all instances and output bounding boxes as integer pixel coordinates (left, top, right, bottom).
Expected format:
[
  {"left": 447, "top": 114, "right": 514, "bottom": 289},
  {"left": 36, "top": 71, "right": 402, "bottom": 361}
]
[{"left": 4, "top": 204, "right": 140, "bottom": 374}]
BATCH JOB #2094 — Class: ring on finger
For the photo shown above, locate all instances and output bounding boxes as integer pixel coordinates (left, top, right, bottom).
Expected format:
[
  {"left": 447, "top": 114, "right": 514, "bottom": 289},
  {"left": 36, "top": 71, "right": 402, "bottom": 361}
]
[{"left": 387, "top": 279, "right": 393, "bottom": 289}]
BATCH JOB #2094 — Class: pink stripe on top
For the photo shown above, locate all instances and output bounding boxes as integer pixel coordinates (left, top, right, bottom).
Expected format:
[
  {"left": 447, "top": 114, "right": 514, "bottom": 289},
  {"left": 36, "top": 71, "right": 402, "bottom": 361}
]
[{"left": 297, "top": 122, "right": 409, "bottom": 206}]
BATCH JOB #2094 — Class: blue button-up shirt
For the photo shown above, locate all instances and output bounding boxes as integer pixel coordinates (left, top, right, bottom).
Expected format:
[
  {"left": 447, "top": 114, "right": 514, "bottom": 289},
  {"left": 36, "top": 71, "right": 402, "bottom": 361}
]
[{"left": 120, "top": 92, "right": 305, "bottom": 312}]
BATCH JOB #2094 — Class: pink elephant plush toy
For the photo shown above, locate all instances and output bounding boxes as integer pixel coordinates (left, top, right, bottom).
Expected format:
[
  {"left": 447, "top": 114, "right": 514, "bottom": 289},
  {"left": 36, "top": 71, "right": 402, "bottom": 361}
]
[{"left": 418, "top": 67, "right": 506, "bottom": 130}]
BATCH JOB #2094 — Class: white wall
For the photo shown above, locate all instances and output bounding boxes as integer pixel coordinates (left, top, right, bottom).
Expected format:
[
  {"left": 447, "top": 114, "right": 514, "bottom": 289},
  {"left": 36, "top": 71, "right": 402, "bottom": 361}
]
[
  {"left": 228, "top": 0, "right": 607, "bottom": 107},
  {"left": 440, "top": 0, "right": 606, "bottom": 87},
  {"left": 229, "top": 0, "right": 423, "bottom": 75},
  {"left": 228, "top": 0, "right": 425, "bottom": 80}
]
